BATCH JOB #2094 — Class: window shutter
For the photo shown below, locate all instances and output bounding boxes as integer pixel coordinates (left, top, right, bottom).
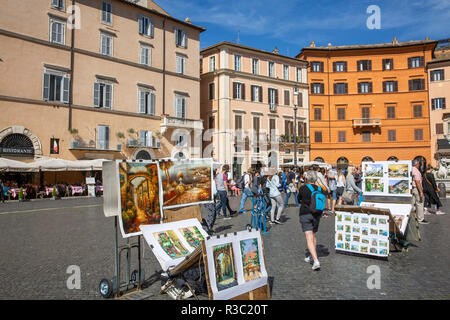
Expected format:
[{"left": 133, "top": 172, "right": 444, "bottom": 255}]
[
  {"left": 333, "top": 62, "right": 336, "bottom": 72},
  {"left": 298, "top": 92, "right": 303, "bottom": 107},
  {"left": 333, "top": 83, "right": 337, "bottom": 94},
  {"left": 241, "top": 84, "right": 245, "bottom": 100},
  {"left": 98, "top": 126, "right": 105, "bottom": 149},
  {"left": 443, "top": 98, "right": 446, "bottom": 110},
  {"left": 150, "top": 19, "right": 154, "bottom": 37},
  {"left": 62, "top": 76, "right": 70, "bottom": 103},
  {"left": 105, "top": 84, "right": 112, "bottom": 109},
  {"left": 408, "top": 79, "right": 413, "bottom": 91},
  {"left": 368, "top": 60, "right": 372, "bottom": 70},
  {"left": 344, "top": 83, "right": 348, "bottom": 94},
  {"left": 94, "top": 82, "right": 100, "bottom": 107},
  {"left": 320, "top": 62, "right": 324, "bottom": 72},
  {"left": 268, "top": 88, "right": 271, "bottom": 103},
  {"left": 140, "top": 130, "right": 146, "bottom": 146},
  {"left": 182, "top": 30, "right": 187, "bottom": 48},
  {"left": 251, "top": 86, "right": 255, "bottom": 101},
  {"left": 408, "top": 58, "right": 412, "bottom": 69},
  {"left": 138, "top": 90, "right": 145, "bottom": 113},
  {"left": 181, "top": 98, "right": 186, "bottom": 118},
  {"left": 275, "top": 89, "right": 278, "bottom": 105},
  {"left": 150, "top": 92, "right": 155, "bottom": 115},
  {"left": 104, "top": 126, "right": 110, "bottom": 149},
  {"left": 420, "top": 79, "right": 425, "bottom": 90},
  {"left": 368, "top": 82, "right": 373, "bottom": 93},
  {"left": 259, "top": 86, "right": 262, "bottom": 102},
  {"left": 174, "top": 27, "right": 178, "bottom": 45},
  {"left": 431, "top": 99, "right": 435, "bottom": 111},
  {"left": 138, "top": 16, "right": 143, "bottom": 34},
  {"left": 420, "top": 56, "right": 425, "bottom": 67},
  {"left": 43, "top": 73, "right": 50, "bottom": 101},
  {"left": 358, "top": 82, "right": 361, "bottom": 93},
  {"left": 233, "top": 83, "right": 237, "bottom": 99},
  {"left": 394, "top": 81, "right": 398, "bottom": 92}
]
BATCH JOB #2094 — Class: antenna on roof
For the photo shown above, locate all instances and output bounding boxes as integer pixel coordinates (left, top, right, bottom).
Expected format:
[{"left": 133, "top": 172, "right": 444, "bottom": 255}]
[{"left": 237, "top": 29, "right": 240, "bottom": 44}]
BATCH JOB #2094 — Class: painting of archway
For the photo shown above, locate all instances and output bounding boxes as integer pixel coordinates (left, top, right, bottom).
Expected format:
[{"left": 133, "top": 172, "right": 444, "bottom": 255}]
[{"left": 212, "top": 243, "right": 238, "bottom": 291}]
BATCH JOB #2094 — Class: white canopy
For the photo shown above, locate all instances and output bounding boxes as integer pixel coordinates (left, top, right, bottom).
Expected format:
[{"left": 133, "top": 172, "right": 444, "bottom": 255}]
[
  {"left": 0, "top": 157, "right": 107, "bottom": 172},
  {"left": 281, "top": 161, "right": 332, "bottom": 170}
]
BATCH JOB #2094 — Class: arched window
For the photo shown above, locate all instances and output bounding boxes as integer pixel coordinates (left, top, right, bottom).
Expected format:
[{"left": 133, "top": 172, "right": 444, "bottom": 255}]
[
  {"left": 337, "top": 157, "right": 349, "bottom": 165},
  {"left": 314, "top": 157, "right": 324, "bottom": 163},
  {"left": 135, "top": 150, "right": 151, "bottom": 160},
  {"left": 387, "top": 156, "right": 398, "bottom": 161},
  {"left": 0, "top": 133, "right": 35, "bottom": 157},
  {"left": 362, "top": 156, "right": 374, "bottom": 162}
]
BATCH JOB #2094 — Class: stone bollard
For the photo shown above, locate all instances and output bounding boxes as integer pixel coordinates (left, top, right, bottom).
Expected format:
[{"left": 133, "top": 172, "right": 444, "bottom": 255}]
[{"left": 438, "top": 182, "right": 446, "bottom": 198}]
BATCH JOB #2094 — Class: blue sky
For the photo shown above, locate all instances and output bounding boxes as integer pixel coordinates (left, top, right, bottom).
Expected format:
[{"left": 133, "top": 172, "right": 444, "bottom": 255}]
[{"left": 157, "top": 0, "right": 450, "bottom": 56}]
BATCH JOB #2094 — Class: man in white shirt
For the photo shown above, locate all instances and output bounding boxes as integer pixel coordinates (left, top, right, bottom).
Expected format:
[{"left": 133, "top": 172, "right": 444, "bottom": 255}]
[{"left": 238, "top": 169, "right": 253, "bottom": 214}]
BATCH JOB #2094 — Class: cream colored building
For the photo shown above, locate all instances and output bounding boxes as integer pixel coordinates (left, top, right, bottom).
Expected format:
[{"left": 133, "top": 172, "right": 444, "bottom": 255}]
[
  {"left": 428, "top": 42, "right": 450, "bottom": 165},
  {"left": 0, "top": 0, "right": 205, "bottom": 163},
  {"left": 200, "top": 42, "right": 309, "bottom": 177}
]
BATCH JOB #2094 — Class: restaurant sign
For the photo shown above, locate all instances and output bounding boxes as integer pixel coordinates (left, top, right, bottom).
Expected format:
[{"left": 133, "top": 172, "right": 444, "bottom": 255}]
[{"left": 0, "top": 147, "right": 34, "bottom": 155}]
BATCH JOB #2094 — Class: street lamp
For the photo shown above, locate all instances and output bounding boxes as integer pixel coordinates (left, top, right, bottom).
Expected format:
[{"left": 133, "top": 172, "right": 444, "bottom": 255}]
[{"left": 293, "top": 85, "right": 299, "bottom": 167}]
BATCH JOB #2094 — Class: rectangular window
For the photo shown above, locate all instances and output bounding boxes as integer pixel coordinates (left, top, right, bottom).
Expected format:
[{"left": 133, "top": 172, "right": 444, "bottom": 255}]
[
  {"left": 362, "top": 107, "right": 370, "bottom": 123},
  {"left": 358, "top": 82, "right": 372, "bottom": 94},
  {"left": 409, "top": 79, "right": 425, "bottom": 91},
  {"left": 283, "top": 65, "right": 289, "bottom": 80},
  {"left": 337, "top": 107, "right": 346, "bottom": 120},
  {"left": 51, "top": 0, "right": 65, "bottom": 10},
  {"left": 314, "top": 108, "right": 322, "bottom": 120},
  {"left": 362, "top": 131, "right": 371, "bottom": 142},
  {"left": 333, "top": 61, "right": 347, "bottom": 72},
  {"left": 408, "top": 56, "right": 424, "bottom": 68},
  {"left": 138, "top": 15, "right": 154, "bottom": 37},
  {"left": 296, "top": 67, "right": 302, "bottom": 82},
  {"left": 413, "top": 105, "right": 423, "bottom": 118},
  {"left": 102, "top": 1, "right": 112, "bottom": 25},
  {"left": 334, "top": 83, "right": 348, "bottom": 94},
  {"left": 284, "top": 90, "right": 290, "bottom": 106},
  {"left": 140, "top": 45, "right": 151, "bottom": 66},
  {"left": 315, "top": 131, "right": 322, "bottom": 143},
  {"left": 338, "top": 131, "right": 346, "bottom": 142},
  {"left": 235, "top": 114, "right": 242, "bottom": 130},
  {"left": 268, "top": 88, "right": 277, "bottom": 110},
  {"left": 234, "top": 55, "right": 241, "bottom": 71},
  {"left": 431, "top": 98, "right": 446, "bottom": 110},
  {"left": 233, "top": 82, "right": 245, "bottom": 100},
  {"left": 209, "top": 56, "right": 215, "bottom": 72},
  {"left": 388, "top": 130, "right": 396, "bottom": 142},
  {"left": 209, "top": 83, "right": 215, "bottom": 100},
  {"left": 269, "top": 118, "right": 276, "bottom": 140},
  {"left": 42, "top": 71, "right": 70, "bottom": 103},
  {"left": 138, "top": 89, "right": 155, "bottom": 115},
  {"left": 284, "top": 120, "right": 293, "bottom": 137},
  {"left": 100, "top": 33, "right": 113, "bottom": 56},
  {"left": 311, "top": 61, "right": 323, "bottom": 72},
  {"left": 436, "top": 123, "right": 444, "bottom": 135},
  {"left": 97, "top": 125, "right": 110, "bottom": 150},
  {"left": 175, "top": 27, "right": 187, "bottom": 48},
  {"left": 268, "top": 62, "right": 275, "bottom": 78},
  {"left": 176, "top": 55, "right": 186, "bottom": 74},
  {"left": 139, "top": 130, "right": 154, "bottom": 147},
  {"left": 387, "top": 106, "right": 396, "bottom": 119},
  {"left": 49, "top": 19, "right": 65, "bottom": 44},
  {"left": 383, "top": 81, "right": 398, "bottom": 93},
  {"left": 94, "top": 82, "right": 113, "bottom": 109},
  {"left": 252, "top": 58, "right": 259, "bottom": 75},
  {"left": 414, "top": 129, "right": 423, "bottom": 141},
  {"left": 357, "top": 60, "right": 372, "bottom": 71},
  {"left": 431, "top": 69, "right": 445, "bottom": 82},
  {"left": 383, "top": 59, "right": 393, "bottom": 70},
  {"left": 175, "top": 95, "right": 186, "bottom": 118},
  {"left": 311, "top": 83, "right": 324, "bottom": 94},
  {"left": 251, "top": 85, "right": 261, "bottom": 102}
]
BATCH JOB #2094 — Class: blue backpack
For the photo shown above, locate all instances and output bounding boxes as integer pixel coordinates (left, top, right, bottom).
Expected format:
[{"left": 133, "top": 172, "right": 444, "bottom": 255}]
[{"left": 307, "top": 184, "right": 326, "bottom": 214}]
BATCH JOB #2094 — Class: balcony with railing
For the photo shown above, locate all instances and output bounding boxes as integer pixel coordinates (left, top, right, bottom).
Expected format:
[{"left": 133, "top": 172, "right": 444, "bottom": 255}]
[
  {"left": 69, "top": 139, "right": 122, "bottom": 152},
  {"left": 278, "top": 135, "right": 310, "bottom": 145},
  {"left": 352, "top": 118, "right": 382, "bottom": 127},
  {"left": 160, "top": 115, "right": 203, "bottom": 134}
]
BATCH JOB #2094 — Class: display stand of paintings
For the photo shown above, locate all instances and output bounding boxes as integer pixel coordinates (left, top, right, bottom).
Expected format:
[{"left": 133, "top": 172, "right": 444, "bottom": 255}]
[
  {"left": 140, "top": 218, "right": 209, "bottom": 271},
  {"left": 202, "top": 229, "right": 269, "bottom": 300},
  {"left": 360, "top": 202, "right": 412, "bottom": 235},
  {"left": 335, "top": 207, "right": 390, "bottom": 258},
  {"left": 362, "top": 161, "right": 412, "bottom": 197}
]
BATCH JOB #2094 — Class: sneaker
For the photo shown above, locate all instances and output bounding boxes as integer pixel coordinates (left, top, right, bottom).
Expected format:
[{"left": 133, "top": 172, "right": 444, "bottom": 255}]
[
  {"left": 230, "top": 212, "right": 238, "bottom": 217},
  {"left": 312, "top": 260, "right": 321, "bottom": 271},
  {"left": 419, "top": 220, "right": 430, "bottom": 225},
  {"left": 304, "top": 256, "right": 313, "bottom": 264},
  {"left": 424, "top": 210, "right": 432, "bottom": 215},
  {"left": 269, "top": 220, "right": 275, "bottom": 225},
  {"left": 274, "top": 220, "right": 284, "bottom": 225},
  {"left": 224, "top": 216, "right": 231, "bottom": 220},
  {"left": 436, "top": 211, "right": 446, "bottom": 215}
]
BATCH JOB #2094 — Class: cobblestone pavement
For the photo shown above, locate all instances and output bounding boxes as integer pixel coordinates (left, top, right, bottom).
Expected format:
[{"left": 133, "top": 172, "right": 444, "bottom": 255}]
[{"left": 0, "top": 195, "right": 449, "bottom": 300}]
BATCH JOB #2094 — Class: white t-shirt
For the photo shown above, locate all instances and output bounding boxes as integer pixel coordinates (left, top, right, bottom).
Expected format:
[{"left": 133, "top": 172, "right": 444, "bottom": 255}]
[
  {"left": 337, "top": 175, "right": 345, "bottom": 188},
  {"left": 244, "top": 174, "right": 251, "bottom": 189}
]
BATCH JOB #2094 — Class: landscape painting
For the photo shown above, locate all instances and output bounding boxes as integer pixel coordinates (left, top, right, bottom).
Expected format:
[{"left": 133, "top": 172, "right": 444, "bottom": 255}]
[
  {"left": 389, "top": 179, "right": 410, "bottom": 194},
  {"left": 365, "top": 178, "right": 384, "bottom": 193},
  {"left": 388, "top": 164, "right": 409, "bottom": 178},
  {"left": 153, "top": 230, "right": 190, "bottom": 259},
  {"left": 363, "top": 163, "right": 384, "bottom": 178},
  {"left": 179, "top": 226, "right": 205, "bottom": 249},
  {"left": 159, "top": 159, "right": 213, "bottom": 209},
  {"left": 213, "top": 243, "right": 238, "bottom": 291},
  {"left": 119, "top": 161, "right": 161, "bottom": 237},
  {"left": 240, "top": 238, "right": 263, "bottom": 282}
]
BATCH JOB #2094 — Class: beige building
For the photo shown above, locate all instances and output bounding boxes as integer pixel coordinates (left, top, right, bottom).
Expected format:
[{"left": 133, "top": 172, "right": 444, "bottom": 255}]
[
  {"left": 0, "top": 0, "right": 205, "bottom": 165},
  {"left": 428, "top": 41, "right": 450, "bottom": 165},
  {"left": 200, "top": 42, "right": 309, "bottom": 177}
]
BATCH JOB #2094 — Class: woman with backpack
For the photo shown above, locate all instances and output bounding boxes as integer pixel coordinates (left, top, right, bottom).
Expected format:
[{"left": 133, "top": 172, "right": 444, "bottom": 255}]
[{"left": 298, "top": 170, "right": 324, "bottom": 271}]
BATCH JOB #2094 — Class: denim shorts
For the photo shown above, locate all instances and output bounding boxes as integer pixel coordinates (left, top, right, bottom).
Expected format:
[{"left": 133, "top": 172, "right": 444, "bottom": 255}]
[{"left": 331, "top": 189, "right": 337, "bottom": 200}]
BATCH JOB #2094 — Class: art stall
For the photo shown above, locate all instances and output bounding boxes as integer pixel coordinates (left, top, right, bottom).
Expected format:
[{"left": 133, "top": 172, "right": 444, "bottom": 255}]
[
  {"left": 99, "top": 158, "right": 270, "bottom": 300},
  {"left": 335, "top": 161, "right": 420, "bottom": 260}
]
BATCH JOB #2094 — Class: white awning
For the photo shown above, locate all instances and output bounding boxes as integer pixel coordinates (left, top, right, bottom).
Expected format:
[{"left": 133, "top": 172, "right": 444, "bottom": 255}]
[{"left": 0, "top": 157, "right": 108, "bottom": 172}]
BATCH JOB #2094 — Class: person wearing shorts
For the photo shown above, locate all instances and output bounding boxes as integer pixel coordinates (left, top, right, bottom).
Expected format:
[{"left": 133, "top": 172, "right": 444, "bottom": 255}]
[{"left": 298, "top": 170, "right": 322, "bottom": 271}]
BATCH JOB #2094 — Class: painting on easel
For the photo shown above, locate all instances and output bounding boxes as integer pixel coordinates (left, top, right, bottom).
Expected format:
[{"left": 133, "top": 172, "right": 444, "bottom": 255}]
[
  {"left": 240, "top": 238, "right": 263, "bottom": 282},
  {"left": 212, "top": 243, "right": 238, "bottom": 291}
]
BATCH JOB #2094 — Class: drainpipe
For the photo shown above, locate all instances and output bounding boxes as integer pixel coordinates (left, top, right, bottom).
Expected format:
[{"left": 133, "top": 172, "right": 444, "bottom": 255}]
[
  {"left": 68, "top": 0, "right": 76, "bottom": 130},
  {"left": 162, "top": 17, "right": 166, "bottom": 115},
  {"left": 327, "top": 52, "right": 331, "bottom": 144}
]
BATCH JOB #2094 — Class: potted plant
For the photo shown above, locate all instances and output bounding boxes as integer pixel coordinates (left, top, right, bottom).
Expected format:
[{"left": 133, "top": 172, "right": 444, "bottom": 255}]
[
  {"left": 116, "top": 132, "right": 125, "bottom": 151},
  {"left": 69, "top": 128, "right": 80, "bottom": 148}
]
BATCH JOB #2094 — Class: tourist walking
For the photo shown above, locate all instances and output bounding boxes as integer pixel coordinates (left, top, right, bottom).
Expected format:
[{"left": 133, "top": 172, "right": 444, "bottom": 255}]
[
  {"left": 423, "top": 165, "right": 445, "bottom": 215},
  {"left": 238, "top": 169, "right": 253, "bottom": 214},
  {"left": 336, "top": 168, "right": 346, "bottom": 205},
  {"left": 412, "top": 159, "right": 429, "bottom": 224},
  {"left": 298, "top": 170, "right": 323, "bottom": 271},
  {"left": 327, "top": 166, "right": 338, "bottom": 213},
  {"left": 215, "top": 165, "right": 236, "bottom": 220},
  {"left": 342, "top": 167, "right": 362, "bottom": 205},
  {"left": 266, "top": 172, "right": 284, "bottom": 225},
  {"left": 284, "top": 168, "right": 299, "bottom": 207}
]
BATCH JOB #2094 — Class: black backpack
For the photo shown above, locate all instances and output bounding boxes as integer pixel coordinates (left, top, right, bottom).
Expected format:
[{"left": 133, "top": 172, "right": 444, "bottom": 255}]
[{"left": 236, "top": 175, "right": 246, "bottom": 189}]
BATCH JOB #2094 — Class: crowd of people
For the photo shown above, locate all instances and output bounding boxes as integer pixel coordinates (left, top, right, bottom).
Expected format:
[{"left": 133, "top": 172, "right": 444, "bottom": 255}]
[
  {"left": 201, "top": 159, "right": 446, "bottom": 271},
  {"left": 0, "top": 179, "right": 103, "bottom": 202}
]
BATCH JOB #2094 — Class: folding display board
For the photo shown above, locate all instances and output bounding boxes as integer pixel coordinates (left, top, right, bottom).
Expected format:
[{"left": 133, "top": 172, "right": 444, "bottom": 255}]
[
  {"left": 360, "top": 202, "right": 412, "bottom": 235},
  {"left": 335, "top": 206, "right": 390, "bottom": 258},
  {"left": 362, "top": 161, "right": 412, "bottom": 197},
  {"left": 202, "top": 230, "right": 269, "bottom": 300},
  {"left": 159, "top": 158, "right": 214, "bottom": 210},
  {"left": 140, "top": 219, "right": 208, "bottom": 271}
]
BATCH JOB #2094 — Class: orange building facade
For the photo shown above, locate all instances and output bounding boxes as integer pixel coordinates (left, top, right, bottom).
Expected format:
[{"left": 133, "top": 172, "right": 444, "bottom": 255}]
[{"left": 298, "top": 39, "right": 438, "bottom": 167}]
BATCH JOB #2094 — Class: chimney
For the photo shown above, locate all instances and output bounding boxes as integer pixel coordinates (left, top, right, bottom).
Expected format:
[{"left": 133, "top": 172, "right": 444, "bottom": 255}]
[
  {"left": 425, "top": 36, "right": 430, "bottom": 40},
  {"left": 273, "top": 46, "right": 280, "bottom": 54},
  {"left": 185, "top": 17, "right": 192, "bottom": 24},
  {"left": 328, "top": 43, "right": 332, "bottom": 47},
  {"left": 310, "top": 41, "right": 316, "bottom": 48},
  {"left": 392, "top": 37, "right": 399, "bottom": 45}
]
